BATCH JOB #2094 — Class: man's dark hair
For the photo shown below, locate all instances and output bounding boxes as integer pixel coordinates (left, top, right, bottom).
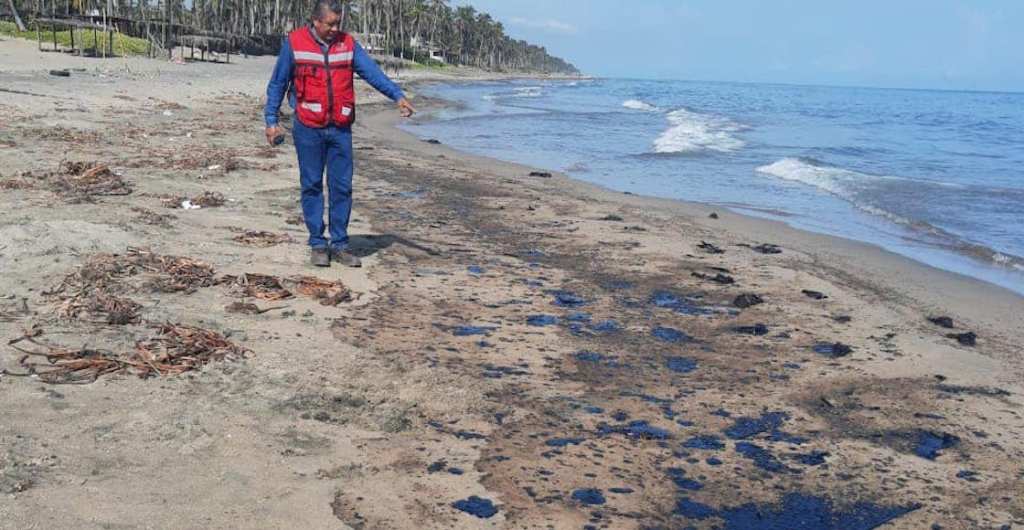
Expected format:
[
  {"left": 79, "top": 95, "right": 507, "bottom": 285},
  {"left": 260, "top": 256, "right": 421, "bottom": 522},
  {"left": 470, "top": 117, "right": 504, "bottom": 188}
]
[{"left": 311, "top": 0, "right": 344, "bottom": 21}]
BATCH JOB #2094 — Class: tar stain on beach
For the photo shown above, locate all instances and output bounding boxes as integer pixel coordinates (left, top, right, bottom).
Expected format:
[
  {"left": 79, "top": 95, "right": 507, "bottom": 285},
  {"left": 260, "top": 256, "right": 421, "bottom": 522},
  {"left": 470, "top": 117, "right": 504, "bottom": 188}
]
[
  {"left": 666, "top": 356, "right": 698, "bottom": 373},
  {"left": 571, "top": 488, "right": 606, "bottom": 506},
  {"left": 674, "top": 493, "right": 920, "bottom": 529},
  {"left": 653, "top": 326, "right": 693, "bottom": 343},
  {"left": 452, "top": 496, "right": 499, "bottom": 518}
]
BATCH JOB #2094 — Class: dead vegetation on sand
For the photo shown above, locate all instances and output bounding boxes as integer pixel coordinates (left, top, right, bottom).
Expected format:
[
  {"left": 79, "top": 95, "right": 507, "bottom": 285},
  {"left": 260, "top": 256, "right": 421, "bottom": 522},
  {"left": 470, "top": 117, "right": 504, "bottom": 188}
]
[
  {"left": 221, "top": 273, "right": 353, "bottom": 306},
  {"left": 5, "top": 323, "right": 247, "bottom": 384},
  {"left": 231, "top": 229, "right": 293, "bottom": 247},
  {"left": 0, "top": 161, "right": 132, "bottom": 201}
]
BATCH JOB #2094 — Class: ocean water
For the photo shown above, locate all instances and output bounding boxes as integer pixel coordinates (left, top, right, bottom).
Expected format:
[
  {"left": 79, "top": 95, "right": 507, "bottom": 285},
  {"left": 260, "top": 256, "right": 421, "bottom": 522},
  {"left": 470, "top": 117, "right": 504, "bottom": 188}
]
[{"left": 399, "top": 79, "right": 1024, "bottom": 294}]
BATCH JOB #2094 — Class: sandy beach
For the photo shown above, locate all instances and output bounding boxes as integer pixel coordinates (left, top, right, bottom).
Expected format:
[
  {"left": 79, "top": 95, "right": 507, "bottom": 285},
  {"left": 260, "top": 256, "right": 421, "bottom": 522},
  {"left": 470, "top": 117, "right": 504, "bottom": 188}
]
[{"left": 1, "top": 37, "right": 1022, "bottom": 529}]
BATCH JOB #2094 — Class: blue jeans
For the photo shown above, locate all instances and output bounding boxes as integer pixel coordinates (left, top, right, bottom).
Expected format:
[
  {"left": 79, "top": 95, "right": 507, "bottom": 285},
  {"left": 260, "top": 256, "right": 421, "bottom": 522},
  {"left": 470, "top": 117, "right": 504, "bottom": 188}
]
[{"left": 292, "top": 117, "right": 354, "bottom": 250}]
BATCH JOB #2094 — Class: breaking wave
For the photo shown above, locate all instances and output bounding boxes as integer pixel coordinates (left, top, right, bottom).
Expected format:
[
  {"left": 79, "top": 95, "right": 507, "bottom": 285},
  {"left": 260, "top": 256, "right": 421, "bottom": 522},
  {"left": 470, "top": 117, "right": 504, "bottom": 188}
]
[
  {"left": 757, "top": 157, "right": 1024, "bottom": 272},
  {"left": 623, "top": 99, "right": 657, "bottom": 112},
  {"left": 483, "top": 86, "right": 544, "bottom": 101},
  {"left": 654, "top": 108, "right": 746, "bottom": 154}
]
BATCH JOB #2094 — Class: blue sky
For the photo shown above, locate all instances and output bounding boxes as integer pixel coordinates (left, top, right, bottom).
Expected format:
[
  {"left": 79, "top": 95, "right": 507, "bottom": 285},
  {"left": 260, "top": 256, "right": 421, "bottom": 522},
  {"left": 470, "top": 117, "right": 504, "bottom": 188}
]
[{"left": 454, "top": 0, "right": 1024, "bottom": 92}]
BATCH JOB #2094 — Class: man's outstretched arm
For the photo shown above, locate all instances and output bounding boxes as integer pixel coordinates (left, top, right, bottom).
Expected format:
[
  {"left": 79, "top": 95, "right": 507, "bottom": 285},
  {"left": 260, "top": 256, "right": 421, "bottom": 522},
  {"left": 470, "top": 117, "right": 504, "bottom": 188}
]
[{"left": 352, "top": 41, "right": 416, "bottom": 117}]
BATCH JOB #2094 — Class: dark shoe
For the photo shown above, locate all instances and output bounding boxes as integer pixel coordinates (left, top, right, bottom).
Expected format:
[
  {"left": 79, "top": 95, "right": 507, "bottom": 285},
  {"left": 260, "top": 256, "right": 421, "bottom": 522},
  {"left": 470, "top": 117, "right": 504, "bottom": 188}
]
[
  {"left": 331, "top": 248, "right": 362, "bottom": 268},
  {"left": 310, "top": 247, "right": 330, "bottom": 267}
]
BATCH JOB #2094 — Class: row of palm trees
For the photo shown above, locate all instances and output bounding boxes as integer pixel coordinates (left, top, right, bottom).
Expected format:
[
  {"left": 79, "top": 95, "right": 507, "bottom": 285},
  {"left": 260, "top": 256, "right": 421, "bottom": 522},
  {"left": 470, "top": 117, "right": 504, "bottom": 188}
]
[{"left": 4, "top": 0, "right": 579, "bottom": 73}]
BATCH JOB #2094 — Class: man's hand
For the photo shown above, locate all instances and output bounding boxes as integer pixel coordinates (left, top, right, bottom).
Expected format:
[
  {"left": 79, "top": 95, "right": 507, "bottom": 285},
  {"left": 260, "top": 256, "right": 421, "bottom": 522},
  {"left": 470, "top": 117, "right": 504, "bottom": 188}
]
[
  {"left": 265, "top": 125, "right": 284, "bottom": 147},
  {"left": 397, "top": 98, "right": 416, "bottom": 118}
]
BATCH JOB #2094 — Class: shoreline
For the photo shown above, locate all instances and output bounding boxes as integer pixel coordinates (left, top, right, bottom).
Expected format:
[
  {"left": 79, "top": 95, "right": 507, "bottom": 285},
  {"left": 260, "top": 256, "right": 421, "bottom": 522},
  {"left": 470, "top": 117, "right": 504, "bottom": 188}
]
[
  {"left": 370, "top": 93, "right": 1024, "bottom": 345},
  {"left": 397, "top": 79, "right": 1024, "bottom": 300}
]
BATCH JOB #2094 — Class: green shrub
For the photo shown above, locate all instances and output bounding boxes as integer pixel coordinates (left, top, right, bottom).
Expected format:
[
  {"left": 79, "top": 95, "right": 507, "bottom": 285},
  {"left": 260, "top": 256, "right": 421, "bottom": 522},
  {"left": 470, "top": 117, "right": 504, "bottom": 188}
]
[{"left": 1, "top": 20, "right": 150, "bottom": 56}]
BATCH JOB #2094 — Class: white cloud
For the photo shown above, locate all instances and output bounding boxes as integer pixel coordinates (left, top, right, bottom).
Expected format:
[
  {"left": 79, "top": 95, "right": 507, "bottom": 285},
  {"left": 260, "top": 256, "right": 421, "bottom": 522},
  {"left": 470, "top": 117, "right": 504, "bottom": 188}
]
[{"left": 508, "top": 17, "right": 578, "bottom": 35}]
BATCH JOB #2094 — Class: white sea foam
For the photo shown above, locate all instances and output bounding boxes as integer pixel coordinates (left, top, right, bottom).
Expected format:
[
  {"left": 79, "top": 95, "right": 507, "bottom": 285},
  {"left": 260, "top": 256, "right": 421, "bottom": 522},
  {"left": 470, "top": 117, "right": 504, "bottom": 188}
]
[
  {"left": 755, "top": 157, "right": 860, "bottom": 196},
  {"left": 756, "top": 158, "right": 1024, "bottom": 271},
  {"left": 653, "top": 108, "right": 746, "bottom": 154},
  {"left": 484, "top": 86, "right": 543, "bottom": 101},
  {"left": 623, "top": 99, "right": 657, "bottom": 112}
]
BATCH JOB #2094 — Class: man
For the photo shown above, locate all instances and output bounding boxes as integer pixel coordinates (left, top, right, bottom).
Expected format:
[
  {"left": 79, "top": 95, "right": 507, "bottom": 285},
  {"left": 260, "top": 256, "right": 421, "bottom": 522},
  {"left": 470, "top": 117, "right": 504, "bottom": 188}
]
[{"left": 264, "top": 0, "right": 415, "bottom": 267}]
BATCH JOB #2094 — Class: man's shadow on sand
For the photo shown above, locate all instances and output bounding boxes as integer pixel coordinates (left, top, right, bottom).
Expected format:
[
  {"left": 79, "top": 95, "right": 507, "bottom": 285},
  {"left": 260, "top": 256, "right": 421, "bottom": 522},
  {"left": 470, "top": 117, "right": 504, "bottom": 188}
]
[{"left": 348, "top": 234, "right": 441, "bottom": 258}]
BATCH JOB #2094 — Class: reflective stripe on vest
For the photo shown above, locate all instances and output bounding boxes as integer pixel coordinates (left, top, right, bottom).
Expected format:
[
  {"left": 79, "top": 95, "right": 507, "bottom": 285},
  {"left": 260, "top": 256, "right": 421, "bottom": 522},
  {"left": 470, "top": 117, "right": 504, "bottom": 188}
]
[
  {"left": 328, "top": 51, "right": 353, "bottom": 63},
  {"left": 293, "top": 50, "right": 325, "bottom": 64}
]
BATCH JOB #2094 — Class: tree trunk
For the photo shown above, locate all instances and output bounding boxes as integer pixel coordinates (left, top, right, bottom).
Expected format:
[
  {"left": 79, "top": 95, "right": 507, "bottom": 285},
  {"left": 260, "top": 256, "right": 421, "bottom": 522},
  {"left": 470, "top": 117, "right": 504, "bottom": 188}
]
[{"left": 7, "top": 0, "right": 27, "bottom": 31}]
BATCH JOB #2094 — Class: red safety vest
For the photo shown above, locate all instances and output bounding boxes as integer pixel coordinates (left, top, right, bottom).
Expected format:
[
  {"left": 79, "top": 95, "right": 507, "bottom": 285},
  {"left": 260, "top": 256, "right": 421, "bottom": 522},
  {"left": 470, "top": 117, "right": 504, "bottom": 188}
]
[{"left": 289, "top": 27, "right": 356, "bottom": 128}]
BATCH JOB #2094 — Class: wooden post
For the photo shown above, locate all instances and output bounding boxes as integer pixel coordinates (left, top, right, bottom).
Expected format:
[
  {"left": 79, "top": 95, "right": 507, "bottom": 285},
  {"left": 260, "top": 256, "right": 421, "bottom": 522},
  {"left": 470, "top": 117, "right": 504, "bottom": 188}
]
[
  {"left": 93, "top": 26, "right": 98, "bottom": 56},
  {"left": 36, "top": 21, "right": 41, "bottom": 51}
]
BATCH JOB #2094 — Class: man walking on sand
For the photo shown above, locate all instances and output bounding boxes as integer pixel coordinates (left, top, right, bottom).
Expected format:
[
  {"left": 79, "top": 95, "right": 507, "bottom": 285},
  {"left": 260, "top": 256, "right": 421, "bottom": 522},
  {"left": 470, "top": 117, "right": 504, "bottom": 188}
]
[{"left": 264, "top": 0, "right": 415, "bottom": 267}]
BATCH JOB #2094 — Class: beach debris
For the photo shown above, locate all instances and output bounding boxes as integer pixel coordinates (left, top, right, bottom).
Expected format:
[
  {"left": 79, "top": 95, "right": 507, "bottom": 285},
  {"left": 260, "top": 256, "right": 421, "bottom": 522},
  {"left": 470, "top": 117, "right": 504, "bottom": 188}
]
[
  {"left": 751, "top": 243, "right": 783, "bottom": 254},
  {"left": 131, "top": 207, "right": 177, "bottom": 227},
  {"left": 47, "top": 249, "right": 217, "bottom": 321},
  {"left": 528, "top": 171, "right": 552, "bottom": 178},
  {"left": 49, "top": 69, "right": 70, "bottom": 77},
  {"left": 163, "top": 191, "right": 227, "bottom": 209},
  {"left": 709, "top": 212, "right": 720, "bottom": 219},
  {"left": 222, "top": 273, "right": 294, "bottom": 301},
  {"left": 132, "top": 323, "right": 249, "bottom": 378},
  {"left": 2, "top": 162, "right": 133, "bottom": 201},
  {"left": 928, "top": 316, "right": 955, "bottom": 329},
  {"left": 733, "top": 293, "right": 764, "bottom": 308},
  {"left": 4, "top": 323, "right": 246, "bottom": 384},
  {"left": 814, "top": 342, "right": 853, "bottom": 358},
  {"left": 802, "top": 289, "right": 828, "bottom": 300},
  {"left": 947, "top": 332, "right": 977, "bottom": 347},
  {"left": 423, "top": 138, "right": 442, "bottom": 145},
  {"left": 599, "top": 214, "right": 624, "bottom": 221},
  {"left": 231, "top": 230, "right": 293, "bottom": 247},
  {"left": 289, "top": 276, "right": 353, "bottom": 306},
  {"left": 7, "top": 332, "right": 129, "bottom": 384},
  {"left": 698, "top": 241, "right": 724, "bottom": 254},
  {"left": 452, "top": 496, "right": 498, "bottom": 518},
  {"left": 692, "top": 271, "right": 735, "bottom": 285},
  {"left": 55, "top": 290, "right": 141, "bottom": 325},
  {"left": 224, "top": 302, "right": 288, "bottom": 315},
  {"left": 832, "top": 315, "right": 853, "bottom": 324}
]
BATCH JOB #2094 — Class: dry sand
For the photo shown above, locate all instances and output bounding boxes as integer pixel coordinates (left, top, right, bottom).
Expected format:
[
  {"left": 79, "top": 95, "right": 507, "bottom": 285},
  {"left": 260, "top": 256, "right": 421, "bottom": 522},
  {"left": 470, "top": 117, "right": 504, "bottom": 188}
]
[{"left": 1, "top": 36, "right": 1022, "bottom": 529}]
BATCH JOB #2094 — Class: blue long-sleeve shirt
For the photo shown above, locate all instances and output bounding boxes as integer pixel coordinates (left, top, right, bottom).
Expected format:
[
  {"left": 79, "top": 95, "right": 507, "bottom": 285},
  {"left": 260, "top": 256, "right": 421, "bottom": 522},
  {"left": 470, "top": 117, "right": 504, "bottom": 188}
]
[{"left": 264, "top": 29, "right": 405, "bottom": 127}]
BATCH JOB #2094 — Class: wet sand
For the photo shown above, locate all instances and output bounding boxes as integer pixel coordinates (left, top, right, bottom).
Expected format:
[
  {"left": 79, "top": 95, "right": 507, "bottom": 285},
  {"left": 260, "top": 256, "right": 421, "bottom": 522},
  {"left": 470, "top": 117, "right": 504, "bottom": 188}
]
[{"left": 1, "top": 38, "right": 1023, "bottom": 529}]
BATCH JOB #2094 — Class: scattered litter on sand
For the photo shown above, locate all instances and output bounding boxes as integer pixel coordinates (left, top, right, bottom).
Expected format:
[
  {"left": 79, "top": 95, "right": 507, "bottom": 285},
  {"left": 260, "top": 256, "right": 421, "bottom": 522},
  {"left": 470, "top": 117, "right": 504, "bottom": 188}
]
[{"left": 163, "top": 191, "right": 227, "bottom": 209}]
